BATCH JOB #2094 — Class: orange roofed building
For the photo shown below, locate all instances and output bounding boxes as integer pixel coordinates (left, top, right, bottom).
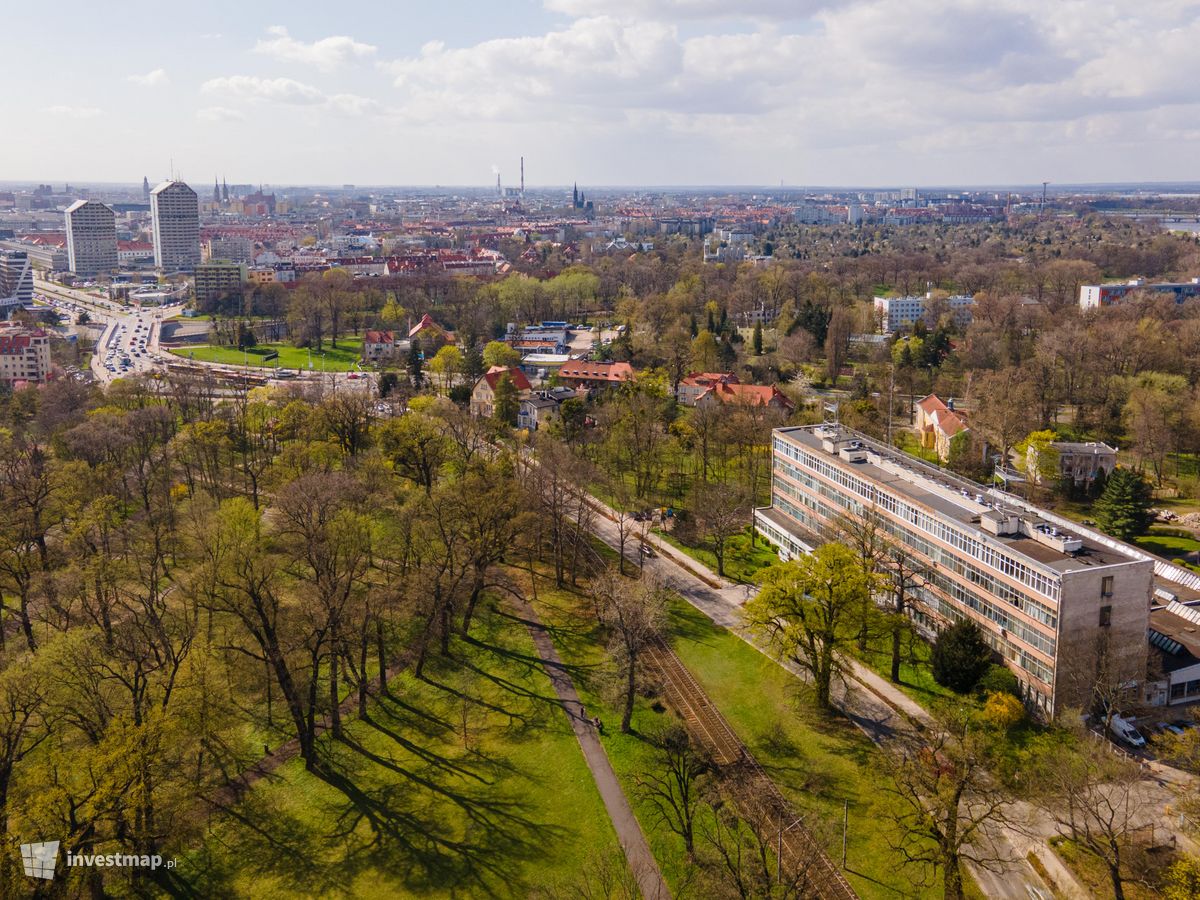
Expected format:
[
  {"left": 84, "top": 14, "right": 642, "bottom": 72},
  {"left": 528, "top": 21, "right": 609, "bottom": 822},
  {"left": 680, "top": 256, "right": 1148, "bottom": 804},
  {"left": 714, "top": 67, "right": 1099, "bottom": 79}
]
[
  {"left": 679, "top": 372, "right": 794, "bottom": 411},
  {"left": 556, "top": 360, "right": 634, "bottom": 391},
  {"left": 471, "top": 365, "right": 532, "bottom": 418},
  {"left": 408, "top": 313, "right": 456, "bottom": 344},
  {"left": 914, "top": 394, "right": 968, "bottom": 462}
]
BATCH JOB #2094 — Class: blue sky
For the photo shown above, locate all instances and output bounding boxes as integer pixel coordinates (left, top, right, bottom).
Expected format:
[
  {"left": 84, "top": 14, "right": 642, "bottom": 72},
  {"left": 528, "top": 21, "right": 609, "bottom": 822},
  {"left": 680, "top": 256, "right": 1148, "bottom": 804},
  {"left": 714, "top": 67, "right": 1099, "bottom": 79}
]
[{"left": 3, "top": 0, "right": 1198, "bottom": 187}]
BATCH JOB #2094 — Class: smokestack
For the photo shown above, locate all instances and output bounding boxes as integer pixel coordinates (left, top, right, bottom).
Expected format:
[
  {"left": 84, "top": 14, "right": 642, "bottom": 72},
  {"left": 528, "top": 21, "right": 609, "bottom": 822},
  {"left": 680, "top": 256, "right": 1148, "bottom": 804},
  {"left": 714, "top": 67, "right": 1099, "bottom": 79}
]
[
  {"left": 497, "top": 171, "right": 501, "bottom": 197},
  {"left": 520, "top": 156, "right": 525, "bottom": 196}
]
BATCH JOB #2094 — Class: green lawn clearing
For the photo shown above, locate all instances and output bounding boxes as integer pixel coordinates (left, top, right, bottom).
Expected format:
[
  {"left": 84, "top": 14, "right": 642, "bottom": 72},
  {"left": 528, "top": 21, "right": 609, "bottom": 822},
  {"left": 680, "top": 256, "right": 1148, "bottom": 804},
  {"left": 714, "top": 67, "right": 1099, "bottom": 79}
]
[
  {"left": 1134, "top": 528, "right": 1200, "bottom": 570},
  {"left": 170, "top": 337, "right": 364, "bottom": 372},
  {"left": 182, "top": 608, "right": 616, "bottom": 898},
  {"left": 655, "top": 525, "right": 779, "bottom": 583}
]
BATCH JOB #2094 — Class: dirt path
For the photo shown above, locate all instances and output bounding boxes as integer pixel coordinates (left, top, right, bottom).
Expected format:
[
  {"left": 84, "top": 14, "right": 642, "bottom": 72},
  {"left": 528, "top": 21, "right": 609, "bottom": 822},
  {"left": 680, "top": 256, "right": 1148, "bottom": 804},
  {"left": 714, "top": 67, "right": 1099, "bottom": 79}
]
[{"left": 512, "top": 595, "right": 671, "bottom": 900}]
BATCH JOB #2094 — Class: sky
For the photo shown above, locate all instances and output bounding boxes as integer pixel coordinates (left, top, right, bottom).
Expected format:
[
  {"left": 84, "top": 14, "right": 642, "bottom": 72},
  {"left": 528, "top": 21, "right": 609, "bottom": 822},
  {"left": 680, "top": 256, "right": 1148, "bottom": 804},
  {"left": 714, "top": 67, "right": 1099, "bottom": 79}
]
[{"left": 3, "top": 0, "right": 1199, "bottom": 188}]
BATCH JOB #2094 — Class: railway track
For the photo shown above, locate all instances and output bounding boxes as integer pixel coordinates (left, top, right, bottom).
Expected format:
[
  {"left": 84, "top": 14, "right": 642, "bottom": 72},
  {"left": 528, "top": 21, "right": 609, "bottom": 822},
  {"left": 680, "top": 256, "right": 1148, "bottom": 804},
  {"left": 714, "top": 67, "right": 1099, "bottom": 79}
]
[{"left": 644, "top": 639, "right": 858, "bottom": 900}]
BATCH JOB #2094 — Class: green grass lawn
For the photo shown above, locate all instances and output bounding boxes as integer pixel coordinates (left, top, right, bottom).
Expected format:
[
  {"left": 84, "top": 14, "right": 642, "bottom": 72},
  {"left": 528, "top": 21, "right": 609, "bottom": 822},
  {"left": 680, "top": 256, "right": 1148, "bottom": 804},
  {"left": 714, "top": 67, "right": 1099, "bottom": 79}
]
[
  {"left": 655, "top": 525, "right": 779, "bottom": 583},
  {"left": 531, "top": 567, "right": 965, "bottom": 899},
  {"left": 894, "top": 430, "right": 941, "bottom": 465},
  {"left": 170, "top": 337, "right": 365, "bottom": 372},
  {"left": 854, "top": 637, "right": 971, "bottom": 715},
  {"left": 182, "top": 609, "right": 617, "bottom": 898},
  {"left": 1134, "top": 527, "right": 1200, "bottom": 570}
]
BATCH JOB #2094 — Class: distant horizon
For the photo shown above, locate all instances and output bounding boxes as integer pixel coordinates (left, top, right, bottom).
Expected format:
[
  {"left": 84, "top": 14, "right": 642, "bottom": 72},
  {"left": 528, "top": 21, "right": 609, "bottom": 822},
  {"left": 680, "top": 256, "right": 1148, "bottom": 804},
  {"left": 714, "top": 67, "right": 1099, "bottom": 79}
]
[{"left": 3, "top": 179, "right": 1200, "bottom": 195}]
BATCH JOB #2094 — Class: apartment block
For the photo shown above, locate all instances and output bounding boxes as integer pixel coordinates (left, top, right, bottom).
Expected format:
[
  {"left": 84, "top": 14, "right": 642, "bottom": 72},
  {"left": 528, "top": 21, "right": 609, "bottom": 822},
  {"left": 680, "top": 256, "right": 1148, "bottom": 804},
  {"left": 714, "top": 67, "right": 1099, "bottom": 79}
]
[
  {"left": 150, "top": 181, "right": 200, "bottom": 272},
  {"left": 874, "top": 292, "right": 974, "bottom": 333},
  {"left": 64, "top": 200, "right": 118, "bottom": 276},
  {"left": 0, "top": 324, "right": 51, "bottom": 383},
  {"left": 193, "top": 260, "right": 247, "bottom": 306},
  {"left": 755, "top": 424, "right": 1152, "bottom": 716}
]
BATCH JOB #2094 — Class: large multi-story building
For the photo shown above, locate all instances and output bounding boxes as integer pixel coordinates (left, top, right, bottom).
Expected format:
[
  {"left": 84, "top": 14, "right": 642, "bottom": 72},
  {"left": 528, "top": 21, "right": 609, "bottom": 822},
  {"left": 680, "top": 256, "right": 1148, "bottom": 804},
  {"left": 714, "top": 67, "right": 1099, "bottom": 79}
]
[
  {"left": 0, "top": 249, "right": 34, "bottom": 309},
  {"left": 1079, "top": 278, "right": 1200, "bottom": 309},
  {"left": 755, "top": 424, "right": 1154, "bottom": 716},
  {"left": 64, "top": 200, "right": 118, "bottom": 276},
  {"left": 193, "top": 260, "right": 247, "bottom": 306},
  {"left": 0, "top": 236, "right": 67, "bottom": 272},
  {"left": 205, "top": 236, "right": 254, "bottom": 264},
  {"left": 874, "top": 292, "right": 974, "bottom": 333},
  {"left": 150, "top": 181, "right": 200, "bottom": 272},
  {"left": 0, "top": 324, "right": 51, "bottom": 383}
]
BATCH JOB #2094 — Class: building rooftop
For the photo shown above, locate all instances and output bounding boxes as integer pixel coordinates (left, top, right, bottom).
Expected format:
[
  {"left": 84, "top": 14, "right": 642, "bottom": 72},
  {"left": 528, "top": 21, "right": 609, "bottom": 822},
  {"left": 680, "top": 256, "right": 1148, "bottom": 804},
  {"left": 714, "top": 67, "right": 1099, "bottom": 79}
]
[{"left": 777, "top": 424, "right": 1142, "bottom": 576}]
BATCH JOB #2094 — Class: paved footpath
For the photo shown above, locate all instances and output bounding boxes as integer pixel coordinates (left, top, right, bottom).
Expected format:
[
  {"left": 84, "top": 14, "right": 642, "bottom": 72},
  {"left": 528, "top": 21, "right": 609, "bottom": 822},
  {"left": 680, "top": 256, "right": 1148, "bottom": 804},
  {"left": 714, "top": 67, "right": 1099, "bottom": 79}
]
[{"left": 513, "top": 596, "right": 670, "bottom": 900}]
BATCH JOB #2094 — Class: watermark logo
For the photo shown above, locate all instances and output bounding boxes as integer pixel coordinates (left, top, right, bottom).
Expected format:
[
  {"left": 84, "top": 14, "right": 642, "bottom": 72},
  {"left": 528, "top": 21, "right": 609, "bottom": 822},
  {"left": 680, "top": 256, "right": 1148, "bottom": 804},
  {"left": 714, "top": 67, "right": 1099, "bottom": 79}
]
[
  {"left": 20, "top": 841, "right": 59, "bottom": 880},
  {"left": 19, "top": 840, "right": 176, "bottom": 880}
]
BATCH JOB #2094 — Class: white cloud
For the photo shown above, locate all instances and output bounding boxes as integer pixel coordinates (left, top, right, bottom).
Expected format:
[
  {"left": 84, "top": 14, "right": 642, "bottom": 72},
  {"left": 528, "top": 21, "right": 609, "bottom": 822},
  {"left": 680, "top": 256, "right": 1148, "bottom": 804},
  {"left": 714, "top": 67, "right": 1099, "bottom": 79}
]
[
  {"left": 46, "top": 105, "right": 102, "bottom": 118},
  {"left": 254, "top": 25, "right": 376, "bottom": 72},
  {"left": 377, "top": 0, "right": 1200, "bottom": 182},
  {"left": 543, "top": 0, "right": 816, "bottom": 20},
  {"left": 127, "top": 68, "right": 169, "bottom": 87},
  {"left": 197, "top": 106, "right": 246, "bottom": 123},
  {"left": 200, "top": 76, "right": 380, "bottom": 118},
  {"left": 327, "top": 94, "right": 382, "bottom": 117},
  {"left": 201, "top": 75, "right": 327, "bottom": 105}
]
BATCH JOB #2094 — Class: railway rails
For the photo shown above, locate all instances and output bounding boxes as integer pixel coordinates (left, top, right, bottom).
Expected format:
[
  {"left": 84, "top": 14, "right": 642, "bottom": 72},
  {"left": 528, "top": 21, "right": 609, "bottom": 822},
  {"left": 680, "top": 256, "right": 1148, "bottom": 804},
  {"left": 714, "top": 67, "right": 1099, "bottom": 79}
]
[{"left": 644, "top": 639, "right": 858, "bottom": 900}]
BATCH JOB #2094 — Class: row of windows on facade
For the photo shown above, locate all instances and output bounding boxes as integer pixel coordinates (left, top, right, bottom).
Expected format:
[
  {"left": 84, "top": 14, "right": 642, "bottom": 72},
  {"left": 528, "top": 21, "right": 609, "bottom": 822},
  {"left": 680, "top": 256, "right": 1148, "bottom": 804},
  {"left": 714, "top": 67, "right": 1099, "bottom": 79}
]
[
  {"left": 775, "top": 438, "right": 1063, "bottom": 601},
  {"left": 773, "top": 458, "right": 1061, "bottom": 628},
  {"left": 770, "top": 487, "right": 1058, "bottom": 663}
]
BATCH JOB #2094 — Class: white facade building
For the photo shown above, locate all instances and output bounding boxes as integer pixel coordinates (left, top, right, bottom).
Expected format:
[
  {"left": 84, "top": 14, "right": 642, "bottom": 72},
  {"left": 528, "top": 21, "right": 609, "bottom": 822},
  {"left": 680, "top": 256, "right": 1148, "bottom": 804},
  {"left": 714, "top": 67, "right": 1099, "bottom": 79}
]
[
  {"left": 0, "top": 249, "right": 34, "bottom": 307},
  {"left": 150, "top": 181, "right": 201, "bottom": 272},
  {"left": 65, "top": 200, "right": 118, "bottom": 276},
  {"left": 874, "top": 292, "right": 974, "bottom": 333}
]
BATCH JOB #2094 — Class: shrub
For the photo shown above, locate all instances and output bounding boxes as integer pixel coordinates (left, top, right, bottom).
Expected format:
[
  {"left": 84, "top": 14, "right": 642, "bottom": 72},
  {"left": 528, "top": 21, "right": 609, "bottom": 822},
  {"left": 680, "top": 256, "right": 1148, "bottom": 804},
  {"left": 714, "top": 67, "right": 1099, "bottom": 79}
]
[
  {"left": 931, "top": 620, "right": 993, "bottom": 694},
  {"left": 982, "top": 692, "right": 1025, "bottom": 731},
  {"left": 976, "top": 664, "right": 1021, "bottom": 699}
]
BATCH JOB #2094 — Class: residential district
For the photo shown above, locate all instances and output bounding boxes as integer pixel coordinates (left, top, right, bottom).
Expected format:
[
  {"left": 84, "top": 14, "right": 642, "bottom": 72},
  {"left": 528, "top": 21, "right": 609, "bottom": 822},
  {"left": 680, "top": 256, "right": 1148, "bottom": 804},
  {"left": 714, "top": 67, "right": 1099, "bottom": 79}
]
[{"left": 5, "top": 176, "right": 1200, "bottom": 899}]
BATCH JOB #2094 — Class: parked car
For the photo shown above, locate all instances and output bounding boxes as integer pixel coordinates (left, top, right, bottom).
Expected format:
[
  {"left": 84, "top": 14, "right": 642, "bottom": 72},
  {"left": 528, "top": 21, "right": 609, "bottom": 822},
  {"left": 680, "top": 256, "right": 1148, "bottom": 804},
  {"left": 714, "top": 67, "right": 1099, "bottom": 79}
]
[{"left": 1108, "top": 715, "right": 1146, "bottom": 748}]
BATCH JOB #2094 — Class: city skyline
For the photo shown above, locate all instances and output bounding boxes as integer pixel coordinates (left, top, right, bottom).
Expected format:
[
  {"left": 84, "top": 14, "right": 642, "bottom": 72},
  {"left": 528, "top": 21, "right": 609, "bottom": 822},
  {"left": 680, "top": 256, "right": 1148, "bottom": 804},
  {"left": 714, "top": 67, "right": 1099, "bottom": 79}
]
[{"left": 2, "top": 0, "right": 1197, "bottom": 187}]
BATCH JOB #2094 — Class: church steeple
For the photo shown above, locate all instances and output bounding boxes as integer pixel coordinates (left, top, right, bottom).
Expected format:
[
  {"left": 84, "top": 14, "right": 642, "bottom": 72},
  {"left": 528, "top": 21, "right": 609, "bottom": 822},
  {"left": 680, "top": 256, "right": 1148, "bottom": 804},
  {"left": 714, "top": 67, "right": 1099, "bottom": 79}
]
[
  {"left": 222, "top": 176, "right": 229, "bottom": 202},
  {"left": 213, "top": 176, "right": 221, "bottom": 204},
  {"left": 573, "top": 182, "right": 578, "bottom": 207}
]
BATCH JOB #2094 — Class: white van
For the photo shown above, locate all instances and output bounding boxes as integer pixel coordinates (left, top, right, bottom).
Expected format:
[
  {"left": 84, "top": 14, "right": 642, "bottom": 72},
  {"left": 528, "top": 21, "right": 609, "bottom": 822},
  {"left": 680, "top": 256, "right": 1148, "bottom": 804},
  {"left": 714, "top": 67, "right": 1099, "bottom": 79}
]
[{"left": 1108, "top": 715, "right": 1146, "bottom": 748}]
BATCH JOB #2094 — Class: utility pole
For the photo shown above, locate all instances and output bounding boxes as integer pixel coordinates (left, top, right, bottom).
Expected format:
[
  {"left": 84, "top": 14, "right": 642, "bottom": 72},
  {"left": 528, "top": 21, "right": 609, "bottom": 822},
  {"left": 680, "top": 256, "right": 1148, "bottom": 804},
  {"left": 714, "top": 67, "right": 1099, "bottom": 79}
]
[
  {"left": 887, "top": 363, "right": 895, "bottom": 445},
  {"left": 842, "top": 799, "right": 849, "bottom": 868}
]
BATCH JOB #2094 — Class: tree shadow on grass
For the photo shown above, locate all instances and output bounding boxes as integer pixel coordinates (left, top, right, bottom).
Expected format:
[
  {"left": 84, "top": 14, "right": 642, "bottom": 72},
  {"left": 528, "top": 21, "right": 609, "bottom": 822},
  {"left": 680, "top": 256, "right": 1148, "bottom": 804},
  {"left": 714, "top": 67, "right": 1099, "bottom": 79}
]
[
  {"left": 188, "top": 737, "right": 573, "bottom": 898},
  {"left": 666, "top": 602, "right": 724, "bottom": 647}
]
